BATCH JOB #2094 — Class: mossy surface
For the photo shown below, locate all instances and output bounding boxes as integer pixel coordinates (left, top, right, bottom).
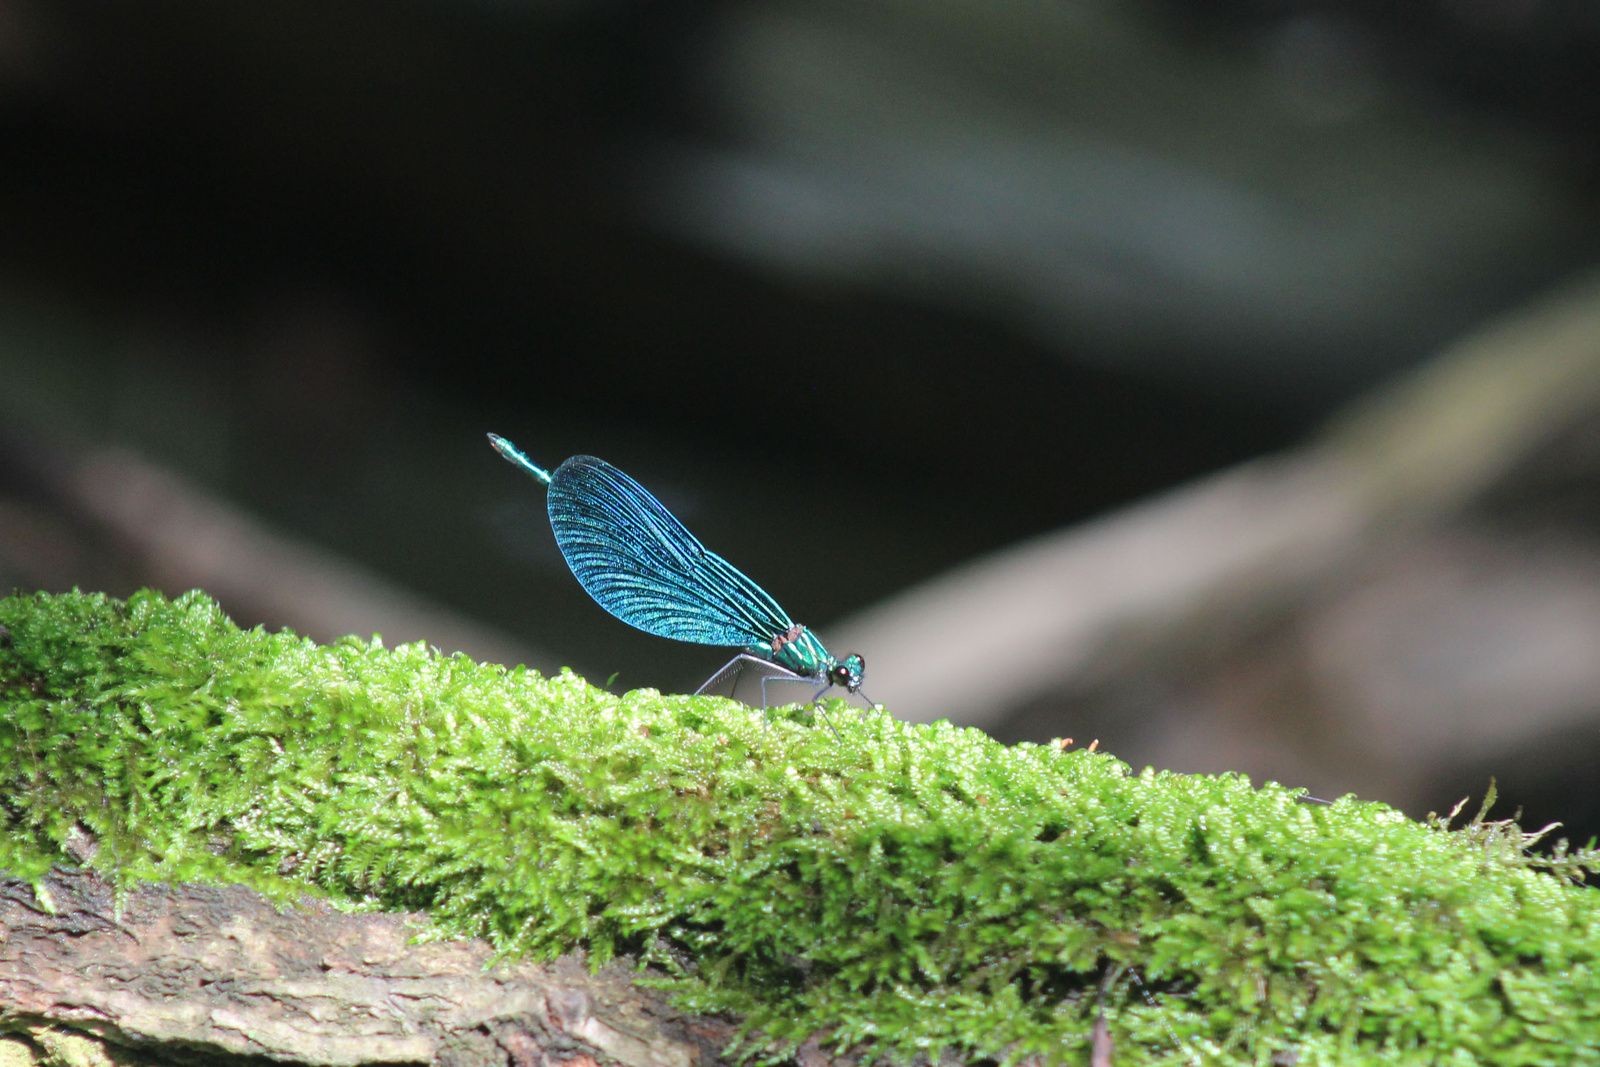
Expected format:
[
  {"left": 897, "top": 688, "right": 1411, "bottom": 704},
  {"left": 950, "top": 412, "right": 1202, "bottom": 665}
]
[{"left": 1, "top": 590, "right": 1598, "bottom": 1065}]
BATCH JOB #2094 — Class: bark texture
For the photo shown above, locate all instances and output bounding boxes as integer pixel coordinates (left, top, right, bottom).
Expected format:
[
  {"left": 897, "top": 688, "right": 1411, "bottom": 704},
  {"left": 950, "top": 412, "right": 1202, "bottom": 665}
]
[{"left": 0, "top": 868, "right": 739, "bottom": 1067}]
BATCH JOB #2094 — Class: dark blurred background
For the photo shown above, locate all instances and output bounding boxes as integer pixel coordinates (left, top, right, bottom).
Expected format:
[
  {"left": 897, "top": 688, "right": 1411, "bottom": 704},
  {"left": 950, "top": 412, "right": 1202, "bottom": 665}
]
[{"left": 3, "top": 0, "right": 1600, "bottom": 844}]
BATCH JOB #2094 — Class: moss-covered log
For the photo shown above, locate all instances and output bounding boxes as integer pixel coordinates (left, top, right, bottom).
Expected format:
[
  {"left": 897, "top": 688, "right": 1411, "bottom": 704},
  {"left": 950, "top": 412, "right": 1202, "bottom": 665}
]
[{"left": 1, "top": 590, "right": 1598, "bottom": 1066}]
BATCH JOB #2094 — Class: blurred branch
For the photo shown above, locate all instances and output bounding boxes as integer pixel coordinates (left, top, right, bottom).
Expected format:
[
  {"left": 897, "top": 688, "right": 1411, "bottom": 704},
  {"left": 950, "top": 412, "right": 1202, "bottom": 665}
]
[
  {"left": 839, "top": 268, "right": 1600, "bottom": 730},
  {"left": 840, "top": 450, "right": 1361, "bottom": 726},
  {"left": 0, "top": 430, "right": 551, "bottom": 669},
  {"left": 1325, "top": 269, "right": 1600, "bottom": 518},
  {"left": 66, "top": 447, "right": 546, "bottom": 666}
]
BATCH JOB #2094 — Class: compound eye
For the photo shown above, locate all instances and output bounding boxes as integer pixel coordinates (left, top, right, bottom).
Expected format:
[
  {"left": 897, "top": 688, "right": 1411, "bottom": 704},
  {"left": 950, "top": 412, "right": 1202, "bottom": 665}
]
[{"left": 829, "top": 664, "right": 851, "bottom": 686}]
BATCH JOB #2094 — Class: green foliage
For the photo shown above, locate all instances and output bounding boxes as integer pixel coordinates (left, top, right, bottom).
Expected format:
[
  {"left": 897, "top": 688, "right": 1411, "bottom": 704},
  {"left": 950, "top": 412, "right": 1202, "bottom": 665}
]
[{"left": 2, "top": 590, "right": 1598, "bottom": 1066}]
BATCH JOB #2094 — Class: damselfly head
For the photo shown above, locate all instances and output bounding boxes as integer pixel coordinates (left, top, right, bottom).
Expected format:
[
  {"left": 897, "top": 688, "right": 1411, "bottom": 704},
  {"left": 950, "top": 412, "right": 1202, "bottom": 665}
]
[{"left": 829, "top": 653, "right": 866, "bottom": 692}]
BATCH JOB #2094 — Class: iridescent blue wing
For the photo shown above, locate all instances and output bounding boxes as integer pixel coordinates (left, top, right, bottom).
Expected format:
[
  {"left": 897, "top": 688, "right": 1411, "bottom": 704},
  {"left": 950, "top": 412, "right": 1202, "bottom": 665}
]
[{"left": 546, "top": 455, "right": 794, "bottom": 648}]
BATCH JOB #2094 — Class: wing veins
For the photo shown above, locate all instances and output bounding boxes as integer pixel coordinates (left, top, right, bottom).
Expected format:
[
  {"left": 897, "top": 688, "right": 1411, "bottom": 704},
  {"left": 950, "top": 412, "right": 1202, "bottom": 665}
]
[{"left": 547, "top": 456, "right": 793, "bottom": 648}]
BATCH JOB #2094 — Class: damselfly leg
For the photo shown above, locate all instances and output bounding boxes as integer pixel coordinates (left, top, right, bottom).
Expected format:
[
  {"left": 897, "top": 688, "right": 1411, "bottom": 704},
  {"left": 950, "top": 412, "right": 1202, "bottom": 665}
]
[
  {"left": 695, "top": 653, "right": 847, "bottom": 737},
  {"left": 695, "top": 653, "right": 798, "bottom": 700}
]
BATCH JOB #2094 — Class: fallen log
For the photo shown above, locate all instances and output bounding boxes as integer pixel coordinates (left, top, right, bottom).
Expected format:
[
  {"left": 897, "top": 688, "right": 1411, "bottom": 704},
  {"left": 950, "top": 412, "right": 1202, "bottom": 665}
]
[{"left": 0, "top": 867, "right": 732, "bottom": 1067}]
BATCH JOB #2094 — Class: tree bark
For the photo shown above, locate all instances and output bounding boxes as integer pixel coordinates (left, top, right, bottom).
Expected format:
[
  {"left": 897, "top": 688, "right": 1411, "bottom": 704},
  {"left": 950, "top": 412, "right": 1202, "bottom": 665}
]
[{"left": 0, "top": 868, "right": 742, "bottom": 1067}]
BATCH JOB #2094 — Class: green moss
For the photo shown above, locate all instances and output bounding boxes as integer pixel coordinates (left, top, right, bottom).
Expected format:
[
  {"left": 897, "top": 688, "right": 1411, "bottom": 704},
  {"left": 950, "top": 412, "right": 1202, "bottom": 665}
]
[{"left": 1, "top": 590, "right": 1598, "bottom": 1065}]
